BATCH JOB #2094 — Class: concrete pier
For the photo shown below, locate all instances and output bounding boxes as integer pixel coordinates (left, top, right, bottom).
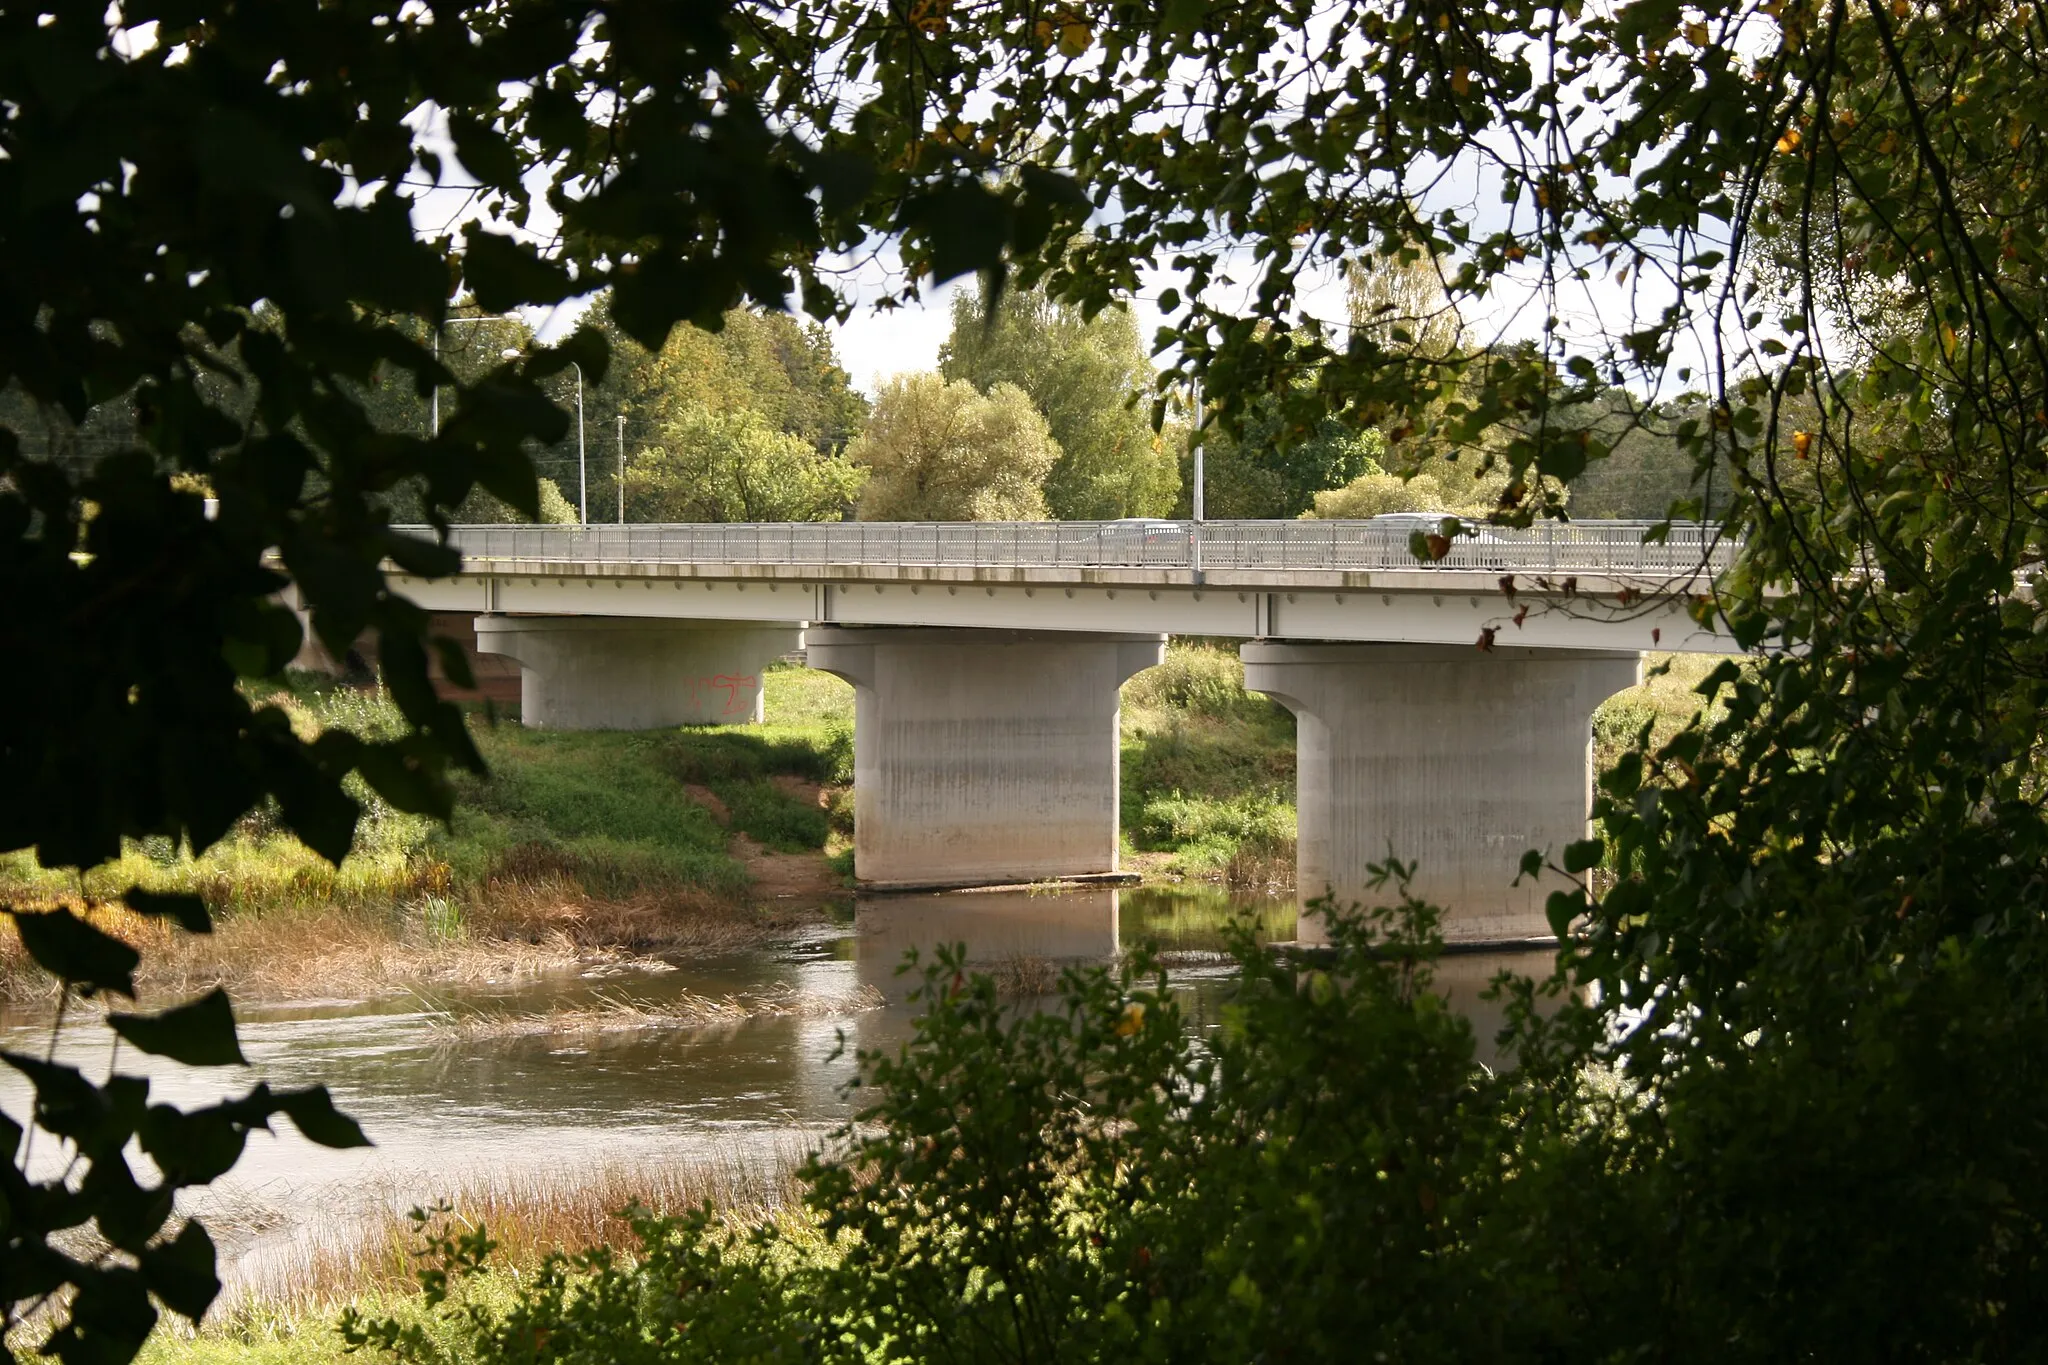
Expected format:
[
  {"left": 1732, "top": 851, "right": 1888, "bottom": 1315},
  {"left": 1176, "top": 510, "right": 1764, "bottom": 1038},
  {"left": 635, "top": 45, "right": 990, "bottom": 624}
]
[
  {"left": 1242, "top": 643, "right": 1641, "bottom": 943},
  {"left": 473, "top": 616, "right": 799, "bottom": 729},
  {"left": 805, "top": 627, "right": 1165, "bottom": 888}
]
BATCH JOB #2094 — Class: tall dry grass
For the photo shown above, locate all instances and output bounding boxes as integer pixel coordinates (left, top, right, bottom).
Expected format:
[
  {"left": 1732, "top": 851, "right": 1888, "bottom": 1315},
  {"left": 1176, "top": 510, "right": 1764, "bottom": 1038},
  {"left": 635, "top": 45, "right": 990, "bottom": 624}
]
[
  {"left": 216, "top": 1152, "right": 812, "bottom": 1328},
  {"left": 0, "top": 876, "right": 798, "bottom": 1008}
]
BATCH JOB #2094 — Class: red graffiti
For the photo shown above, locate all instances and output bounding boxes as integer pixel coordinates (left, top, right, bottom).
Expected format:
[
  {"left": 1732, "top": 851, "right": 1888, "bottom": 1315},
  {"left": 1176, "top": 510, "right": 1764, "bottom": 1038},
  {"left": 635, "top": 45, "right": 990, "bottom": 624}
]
[{"left": 689, "top": 674, "right": 759, "bottom": 716}]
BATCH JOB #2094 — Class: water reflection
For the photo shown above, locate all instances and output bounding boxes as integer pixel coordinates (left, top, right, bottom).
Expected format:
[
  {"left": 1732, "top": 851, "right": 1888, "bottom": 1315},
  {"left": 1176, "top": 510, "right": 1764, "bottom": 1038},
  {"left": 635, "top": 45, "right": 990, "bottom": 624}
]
[{"left": 851, "top": 887, "right": 1125, "bottom": 993}]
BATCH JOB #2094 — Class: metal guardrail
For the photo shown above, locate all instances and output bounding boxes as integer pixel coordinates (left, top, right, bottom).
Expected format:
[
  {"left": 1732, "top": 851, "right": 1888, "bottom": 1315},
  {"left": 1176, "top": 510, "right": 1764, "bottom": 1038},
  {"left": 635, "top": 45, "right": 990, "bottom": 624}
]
[{"left": 419, "top": 520, "right": 1736, "bottom": 577}]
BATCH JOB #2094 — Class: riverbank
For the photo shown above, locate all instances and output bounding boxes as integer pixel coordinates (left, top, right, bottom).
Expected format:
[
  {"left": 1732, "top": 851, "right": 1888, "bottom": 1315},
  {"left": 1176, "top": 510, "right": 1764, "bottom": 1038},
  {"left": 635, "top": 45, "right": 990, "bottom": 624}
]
[
  {"left": 140, "top": 1154, "right": 811, "bottom": 1365},
  {"left": 0, "top": 668, "right": 856, "bottom": 1005},
  {"left": 0, "top": 647, "right": 1717, "bottom": 1007}
]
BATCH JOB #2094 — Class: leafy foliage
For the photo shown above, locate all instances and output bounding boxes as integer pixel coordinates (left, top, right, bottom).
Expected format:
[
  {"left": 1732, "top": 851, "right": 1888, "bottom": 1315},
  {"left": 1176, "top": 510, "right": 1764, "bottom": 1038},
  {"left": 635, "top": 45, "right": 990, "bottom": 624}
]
[
  {"left": 0, "top": 0, "right": 1025, "bottom": 1354},
  {"left": 851, "top": 375, "right": 1059, "bottom": 521},
  {"left": 338, "top": 887, "right": 1531, "bottom": 1362},
  {"left": 625, "top": 306, "right": 870, "bottom": 459},
  {"left": 623, "top": 404, "right": 865, "bottom": 523},
  {"left": 939, "top": 285, "right": 1178, "bottom": 519},
  {"left": 1178, "top": 399, "right": 1386, "bottom": 519},
  {"left": 1304, "top": 453, "right": 1511, "bottom": 519}
]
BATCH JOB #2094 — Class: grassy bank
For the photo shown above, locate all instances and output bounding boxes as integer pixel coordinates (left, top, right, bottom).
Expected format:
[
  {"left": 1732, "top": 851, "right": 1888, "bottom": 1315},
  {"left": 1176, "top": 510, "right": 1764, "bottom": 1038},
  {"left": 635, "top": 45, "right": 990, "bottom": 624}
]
[
  {"left": 1120, "top": 642, "right": 1299, "bottom": 889},
  {"left": 1118, "top": 642, "right": 1728, "bottom": 891},
  {"left": 0, "top": 669, "right": 856, "bottom": 1003},
  {"left": 136, "top": 1155, "right": 811, "bottom": 1365}
]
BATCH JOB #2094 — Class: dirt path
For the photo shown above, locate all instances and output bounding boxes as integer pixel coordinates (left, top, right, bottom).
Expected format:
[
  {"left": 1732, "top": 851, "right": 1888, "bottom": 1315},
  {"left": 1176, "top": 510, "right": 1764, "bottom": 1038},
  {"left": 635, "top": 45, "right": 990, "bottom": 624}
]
[
  {"left": 732, "top": 833, "right": 848, "bottom": 903},
  {"left": 680, "top": 781, "right": 846, "bottom": 904}
]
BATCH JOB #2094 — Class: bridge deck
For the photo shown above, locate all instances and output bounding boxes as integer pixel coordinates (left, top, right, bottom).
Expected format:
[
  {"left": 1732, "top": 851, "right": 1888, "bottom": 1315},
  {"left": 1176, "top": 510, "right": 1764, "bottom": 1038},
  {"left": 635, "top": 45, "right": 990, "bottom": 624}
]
[
  {"left": 426, "top": 519, "right": 1734, "bottom": 579},
  {"left": 371, "top": 520, "right": 1739, "bottom": 655}
]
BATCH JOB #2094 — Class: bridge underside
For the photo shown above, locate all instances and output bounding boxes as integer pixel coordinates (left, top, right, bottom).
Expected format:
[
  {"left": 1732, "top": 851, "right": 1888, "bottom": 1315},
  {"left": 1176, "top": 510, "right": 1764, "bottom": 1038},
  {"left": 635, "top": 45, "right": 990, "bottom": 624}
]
[{"left": 363, "top": 558, "right": 1695, "bottom": 940}]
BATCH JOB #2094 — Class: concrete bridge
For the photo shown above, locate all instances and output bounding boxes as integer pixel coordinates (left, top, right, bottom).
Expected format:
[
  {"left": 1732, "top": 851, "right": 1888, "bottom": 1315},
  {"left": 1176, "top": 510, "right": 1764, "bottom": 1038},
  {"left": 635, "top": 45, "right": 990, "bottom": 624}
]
[{"left": 375, "top": 519, "right": 1738, "bottom": 943}]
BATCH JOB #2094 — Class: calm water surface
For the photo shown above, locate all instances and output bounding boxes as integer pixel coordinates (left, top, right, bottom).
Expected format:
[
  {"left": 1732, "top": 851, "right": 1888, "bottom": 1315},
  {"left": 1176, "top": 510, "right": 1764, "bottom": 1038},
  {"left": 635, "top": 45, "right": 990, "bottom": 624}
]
[{"left": 0, "top": 886, "right": 1551, "bottom": 1286}]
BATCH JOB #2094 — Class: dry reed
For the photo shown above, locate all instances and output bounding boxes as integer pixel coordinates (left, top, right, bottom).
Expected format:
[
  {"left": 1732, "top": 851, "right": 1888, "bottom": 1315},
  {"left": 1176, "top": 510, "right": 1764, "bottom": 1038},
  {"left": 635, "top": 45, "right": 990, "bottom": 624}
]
[
  {"left": 0, "top": 876, "right": 802, "bottom": 1009},
  {"left": 215, "top": 1151, "right": 812, "bottom": 1325},
  {"left": 432, "top": 982, "right": 886, "bottom": 1043}
]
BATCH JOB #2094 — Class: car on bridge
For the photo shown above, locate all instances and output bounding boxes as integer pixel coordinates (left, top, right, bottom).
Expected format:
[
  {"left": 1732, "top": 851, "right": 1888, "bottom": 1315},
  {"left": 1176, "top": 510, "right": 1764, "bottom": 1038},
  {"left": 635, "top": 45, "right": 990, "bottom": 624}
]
[
  {"left": 1094, "top": 518, "right": 1188, "bottom": 566},
  {"left": 1364, "top": 511, "right": 1509, "bottom": 567}
]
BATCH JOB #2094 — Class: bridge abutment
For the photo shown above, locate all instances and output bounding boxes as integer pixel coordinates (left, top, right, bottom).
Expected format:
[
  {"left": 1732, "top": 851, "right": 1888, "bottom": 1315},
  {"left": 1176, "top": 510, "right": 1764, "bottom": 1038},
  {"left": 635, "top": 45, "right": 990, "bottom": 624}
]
[
  {"left": 1242, "top": 642, "right": 1642, "bottom": 944},
  {"left": 473, "top": 616, "right": 798, "bottom": 729},
  {"left": 805, "top": 627, "right": 1166, "bottom": 889}
]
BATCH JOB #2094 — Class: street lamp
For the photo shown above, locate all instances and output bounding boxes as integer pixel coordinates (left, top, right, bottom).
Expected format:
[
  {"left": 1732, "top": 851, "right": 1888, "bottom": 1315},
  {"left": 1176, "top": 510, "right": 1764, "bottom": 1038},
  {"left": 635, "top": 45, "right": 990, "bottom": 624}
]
[
  {"left": 1189, "top": 376, "right": 1206, "bottom": 583},
  {"left": 565, "top": 360, "right": 586, "bottom": 524}
]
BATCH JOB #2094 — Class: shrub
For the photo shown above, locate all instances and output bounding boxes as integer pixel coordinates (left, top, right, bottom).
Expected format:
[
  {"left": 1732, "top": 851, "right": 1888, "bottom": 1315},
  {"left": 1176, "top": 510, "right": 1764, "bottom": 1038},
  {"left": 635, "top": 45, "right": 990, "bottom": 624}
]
[
  {"left": 1123, "top": 641, "right": 1270, "bottom": 721},
  {"left": 347, "top": 879, "right": 1528, "bottom": 1364}
]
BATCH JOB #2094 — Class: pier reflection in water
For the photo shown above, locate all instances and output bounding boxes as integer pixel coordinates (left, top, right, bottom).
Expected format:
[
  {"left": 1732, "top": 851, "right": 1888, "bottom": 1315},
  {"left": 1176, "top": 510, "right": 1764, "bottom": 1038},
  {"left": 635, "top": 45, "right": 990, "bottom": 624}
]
[{"left": 0, "top": 884, "right": 1560, "bottom": 1287}]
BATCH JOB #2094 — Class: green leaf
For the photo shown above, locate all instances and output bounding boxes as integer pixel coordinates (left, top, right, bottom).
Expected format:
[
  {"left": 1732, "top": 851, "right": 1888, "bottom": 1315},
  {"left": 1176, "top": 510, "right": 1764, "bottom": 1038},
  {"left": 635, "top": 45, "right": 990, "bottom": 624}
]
[
  {"left": 109, "top": 989, "right": 247, "bottom": 1069},
  {"left": 1, "top": 1052, "right": 118, "bottom": 1145},
  {"left": 275, "top": 1086, "right": 372, "bottom": 1149},
  {"left": 902, "top": 183, "right": 1011, "bottom": 285},
  {"left": 374, "top": 529, "right": 461, "bottom": 579},
  {"left": 461, "top": 227, "right": 576, "bottom": 313},
  {"left": 1562, "top": 838, "right": 1606, "bottom": 874},
  {"left": 138, "top": 1222, "right": 220, "bottom": 1321},
  {"left": 137, "top": 1105, "right": 253, "bottom": 1186},
  {"left": 1545, "top": 889, "right": 1581, "bottom": 939},
  {"left": 523, "top": 323, "right": 611, "bottom": 388},
  {"left": 122, "top": 888, "right": 211, "bottom": 935},
  {"left": 11, "top": 909, "right": 139, "bottom": 996}
]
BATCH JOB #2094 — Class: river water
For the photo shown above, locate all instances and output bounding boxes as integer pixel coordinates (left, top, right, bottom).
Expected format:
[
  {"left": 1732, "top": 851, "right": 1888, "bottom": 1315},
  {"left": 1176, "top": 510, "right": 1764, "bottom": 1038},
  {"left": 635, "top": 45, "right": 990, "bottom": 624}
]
[{"left": 0, "top": 885, "right": 1553, "bottom": 1291}]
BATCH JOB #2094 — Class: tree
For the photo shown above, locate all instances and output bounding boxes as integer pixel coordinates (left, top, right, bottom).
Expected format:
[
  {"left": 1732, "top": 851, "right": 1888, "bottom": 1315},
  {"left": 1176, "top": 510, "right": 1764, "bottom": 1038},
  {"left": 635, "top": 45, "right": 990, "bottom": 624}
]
[
  {"left": 851, "top": 375, "right": 1058, "bottom": 521},
  {"left": 1181, "top": 402, "right": 1387, "bottom": 519},
  {"left": 1304, "top": 457, "right": 1512, "bottom": 520},
  {"left": 624, "top": 403, "right": 865, "bottom": 522},
  {"left": 23, "top": 0, "right": 2048, "bottom": 1352},
  {"left": 940, "top": 286, "right": 1177, "bottom": 519},
  {"left": 629, "top": 305, "right": 868, "bottom": 456},
  {"left": 0, "top": 2, "right": 1023, "bottom": 1357}
]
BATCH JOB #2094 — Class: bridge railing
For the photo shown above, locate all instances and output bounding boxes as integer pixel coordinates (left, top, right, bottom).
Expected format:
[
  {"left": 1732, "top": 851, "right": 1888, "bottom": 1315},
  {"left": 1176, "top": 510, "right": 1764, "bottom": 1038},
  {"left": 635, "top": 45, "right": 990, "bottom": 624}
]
[{"left": 423, "top": 520, "right": 1737, "bottom": 577}]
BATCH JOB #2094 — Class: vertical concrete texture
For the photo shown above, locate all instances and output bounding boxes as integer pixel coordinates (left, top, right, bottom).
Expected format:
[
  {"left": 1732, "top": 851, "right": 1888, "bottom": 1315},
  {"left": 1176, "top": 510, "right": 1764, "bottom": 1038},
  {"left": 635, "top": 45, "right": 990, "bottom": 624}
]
[
  {"left": 473, "top": 615, "right": 799, "bottom": 730},
  {"left": 1242, "top": 643, "right": 1641, "bottom": 944},
  {"left": 805, "top": 627, "right": 1166, "bottom": 888}
]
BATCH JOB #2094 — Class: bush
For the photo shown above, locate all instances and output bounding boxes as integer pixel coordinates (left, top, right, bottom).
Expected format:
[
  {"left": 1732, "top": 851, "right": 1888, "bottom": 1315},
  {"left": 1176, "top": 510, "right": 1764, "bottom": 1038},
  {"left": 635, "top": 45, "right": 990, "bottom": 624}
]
[
  {"left": 347, "top": 880, "right": 1530, "bottom": 1363},
  {"left": 1123, "top": 641, "right": 1270, "bottom": 721}
]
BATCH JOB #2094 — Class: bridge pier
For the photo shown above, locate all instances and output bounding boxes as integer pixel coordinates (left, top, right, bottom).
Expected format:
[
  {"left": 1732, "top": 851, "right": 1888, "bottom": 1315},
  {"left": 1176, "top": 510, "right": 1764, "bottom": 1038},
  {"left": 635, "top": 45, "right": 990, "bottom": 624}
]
[
  {"left": 1242, "top": 643, "right": 1641, "bottom": 944},
  {"left": 805, "top": 627, "right": 1165, "bottom": 889},
  {"left": 473, "top": 616, "right": 798, "bottom": 730}
]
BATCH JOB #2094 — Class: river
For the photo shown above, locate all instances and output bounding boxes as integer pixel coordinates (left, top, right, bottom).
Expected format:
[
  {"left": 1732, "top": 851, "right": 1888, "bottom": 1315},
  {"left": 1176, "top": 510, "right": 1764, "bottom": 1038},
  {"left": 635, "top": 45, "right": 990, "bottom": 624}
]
[{"left": 0, "top": 885, "right": 1552, "bottom": 1294}]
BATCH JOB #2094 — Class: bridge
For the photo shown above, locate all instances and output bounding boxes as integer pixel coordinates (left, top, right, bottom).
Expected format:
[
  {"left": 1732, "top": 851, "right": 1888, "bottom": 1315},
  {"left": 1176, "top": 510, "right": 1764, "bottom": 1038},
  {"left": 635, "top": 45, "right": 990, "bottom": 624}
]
[{"left": 373, "top": 519, "right": 1739, "bottom": 944}]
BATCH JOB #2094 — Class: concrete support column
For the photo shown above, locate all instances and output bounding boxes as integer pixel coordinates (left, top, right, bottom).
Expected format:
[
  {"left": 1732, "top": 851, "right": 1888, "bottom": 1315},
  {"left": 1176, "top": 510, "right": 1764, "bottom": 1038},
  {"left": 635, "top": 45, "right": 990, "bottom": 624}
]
[
  {"left": 1242, "top": 643, "right": 1641, "bottom": 944},
  {"left": 805, "top": 627, "right": 1166, "bottom": 889},
  {"left": 474, "top": 616, "right": 799, "bottom": 730}
]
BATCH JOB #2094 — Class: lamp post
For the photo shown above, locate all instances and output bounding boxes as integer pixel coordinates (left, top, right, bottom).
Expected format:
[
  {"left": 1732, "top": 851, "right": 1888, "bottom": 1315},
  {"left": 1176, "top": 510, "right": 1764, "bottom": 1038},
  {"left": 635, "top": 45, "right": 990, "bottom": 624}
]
[
  {"left": 566, "top": 360, "right": 587, "bottom": 524},
  {"left": 1190, "top": 376, "right": 1205, "bottom": 583},
  {"left": 617, "top": 414, "right": 626, "bottom": 523}
]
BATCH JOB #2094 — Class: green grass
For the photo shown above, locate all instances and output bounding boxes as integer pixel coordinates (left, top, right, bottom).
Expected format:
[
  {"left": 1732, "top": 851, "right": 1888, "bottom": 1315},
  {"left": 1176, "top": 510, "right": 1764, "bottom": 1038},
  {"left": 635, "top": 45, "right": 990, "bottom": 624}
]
[
  {"left": 0, "top": 667, "right": 862, "bottom": 920},
  {"left": 436, "top": 668, "right": 856, "bottom": 884},
  {"left": 437, "top": 725, "right": 747, "bottom": 896},
  {"left": 1120, "top": 642, "right": 1299, "bottom": 886}
]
